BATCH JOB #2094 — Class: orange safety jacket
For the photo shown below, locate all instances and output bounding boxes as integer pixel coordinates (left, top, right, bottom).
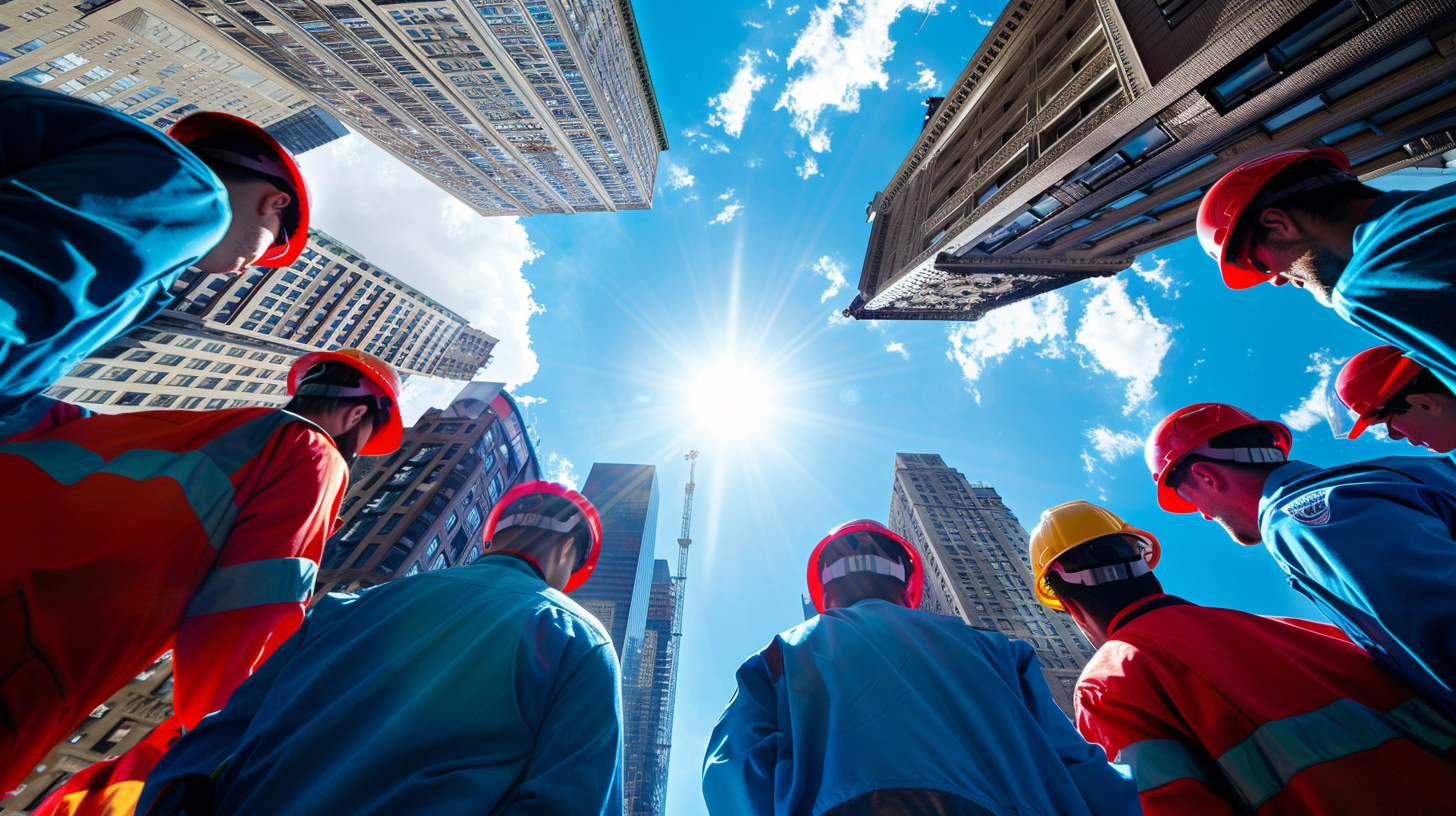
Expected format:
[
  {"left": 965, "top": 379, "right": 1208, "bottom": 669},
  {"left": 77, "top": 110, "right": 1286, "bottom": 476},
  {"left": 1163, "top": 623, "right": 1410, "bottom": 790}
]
[
  {"left": 1075, "top": 595, "right": 1456, "bottom": 815},
  {"left": 0, "top": 407, "right": 346, "bottom": 794}
]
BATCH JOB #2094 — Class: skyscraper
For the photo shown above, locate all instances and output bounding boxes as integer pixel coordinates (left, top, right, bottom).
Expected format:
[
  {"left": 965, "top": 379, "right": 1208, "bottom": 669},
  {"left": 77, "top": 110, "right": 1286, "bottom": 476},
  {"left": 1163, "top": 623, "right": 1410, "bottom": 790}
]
[
  {"left": 848, "top": 0, "right": 1456, "bottom": 321},
  {"left": 0, "top": 653, "right": 175, "bottom": 813},
  {"left": 173, "top": 0, "right": 668, "bottom": 216},
  {"left": 570, "top": 464, "right": 660, "bottom": 665},
  {"left": 888, "top": 453, "right": 1092, "bottom": 715},
  {"left": 623, "top": 559, "right": 675, "bottom": 816},
  {"left": 0, "top": 0, "right": 310, "bottom": 130},
  {"left": 316, "top": 382, "right": 541, "bottom": 594},
  {"left": 264, "top": 105, "right": 351, "bottom": 153},
  {"left": 45, "top": 229, "right": 497, "bottom": 413}
]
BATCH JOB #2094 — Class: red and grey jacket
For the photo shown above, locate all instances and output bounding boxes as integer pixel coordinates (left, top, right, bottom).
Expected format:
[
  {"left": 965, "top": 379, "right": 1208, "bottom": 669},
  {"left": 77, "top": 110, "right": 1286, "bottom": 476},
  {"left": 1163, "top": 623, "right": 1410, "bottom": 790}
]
[
  {"left": 1075, "top": 595, "right": 1456, "bottom": 815},
  {"left": 0, "top": 406, "right": 346, "bottom": 793}
]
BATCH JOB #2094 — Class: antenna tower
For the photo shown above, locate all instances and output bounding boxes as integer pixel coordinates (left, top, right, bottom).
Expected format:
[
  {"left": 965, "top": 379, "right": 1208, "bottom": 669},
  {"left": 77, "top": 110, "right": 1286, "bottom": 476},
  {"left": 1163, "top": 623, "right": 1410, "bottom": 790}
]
[{"left": 651, "top": 450, "right": 697, "bottom": 813}]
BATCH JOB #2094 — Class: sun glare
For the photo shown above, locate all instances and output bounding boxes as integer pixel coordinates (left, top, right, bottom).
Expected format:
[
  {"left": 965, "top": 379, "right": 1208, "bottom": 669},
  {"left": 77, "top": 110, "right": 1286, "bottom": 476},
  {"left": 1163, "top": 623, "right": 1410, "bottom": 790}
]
[{"left": 688, "top": 356, "right": 778, "bottom": 439}]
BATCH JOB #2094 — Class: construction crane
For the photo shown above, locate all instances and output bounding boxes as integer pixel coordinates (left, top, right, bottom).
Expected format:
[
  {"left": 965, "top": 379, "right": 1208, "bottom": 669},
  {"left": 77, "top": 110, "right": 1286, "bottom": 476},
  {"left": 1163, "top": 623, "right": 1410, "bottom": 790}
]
[{"left": 650, "top": 449, "right": 697, "bottom": 814}]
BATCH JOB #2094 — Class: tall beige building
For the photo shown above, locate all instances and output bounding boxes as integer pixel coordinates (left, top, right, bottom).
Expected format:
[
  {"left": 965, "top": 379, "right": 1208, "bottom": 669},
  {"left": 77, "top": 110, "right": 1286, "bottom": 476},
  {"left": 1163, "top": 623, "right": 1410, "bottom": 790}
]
[
  {"left": 170, "top": 0, "right": 667, "bottom": 216},
  {"left": 888, "top": 453, "right": 1091, "bottom": 714},
  {"left": 0, "top": 0, "right": 311, "bottom": 129},
  {"left": 0, "top": 655, "right": 176, "bottom": 814},
  {"left": 45, "top": 229, "right": 497, "bottom": 413},
  {"left": 849, "top": 0, "right": 1456, "bottom": 321}
]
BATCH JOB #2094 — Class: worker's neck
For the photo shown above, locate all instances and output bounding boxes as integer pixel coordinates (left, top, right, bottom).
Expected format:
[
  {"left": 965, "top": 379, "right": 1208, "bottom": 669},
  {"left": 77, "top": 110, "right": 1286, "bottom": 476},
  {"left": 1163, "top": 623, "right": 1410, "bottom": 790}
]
[{"left": 1067, "top": 591, "right": 1163, "bottom": 649}]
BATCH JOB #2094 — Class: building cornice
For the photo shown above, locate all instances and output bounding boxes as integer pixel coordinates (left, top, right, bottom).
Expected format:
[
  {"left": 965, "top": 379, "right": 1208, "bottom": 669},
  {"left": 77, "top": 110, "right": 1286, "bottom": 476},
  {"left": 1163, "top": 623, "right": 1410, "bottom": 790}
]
[{"left": 615, "top": 0, "right": 669, "bottom": 152}]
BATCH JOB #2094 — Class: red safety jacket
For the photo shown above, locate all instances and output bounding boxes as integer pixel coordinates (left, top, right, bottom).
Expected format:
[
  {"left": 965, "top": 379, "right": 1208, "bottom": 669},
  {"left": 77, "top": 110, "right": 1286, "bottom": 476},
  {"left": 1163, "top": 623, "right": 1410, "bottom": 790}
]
[
  {"left": 0, "top": 407, "right": 346, "bottom": 793},
  {"left": 1075, "top": 595, "right": 1456, "bottom": 815}
]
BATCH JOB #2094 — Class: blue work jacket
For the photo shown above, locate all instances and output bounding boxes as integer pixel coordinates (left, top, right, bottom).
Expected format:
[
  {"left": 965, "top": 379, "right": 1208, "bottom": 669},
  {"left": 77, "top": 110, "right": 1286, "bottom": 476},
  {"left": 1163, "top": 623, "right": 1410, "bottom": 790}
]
[
  {"left": 1334, "top": 182, "right": 1456, "bottom": 392},
  {"left": 135, "top": 554, "right": 624, "bottom": 816},
  {"left": 702, "top": 600, "right": 1139, "bottom": 816},
  {"left": 0, "top": 81, "right": 229, "bottom": 421},
  {"left": 1260, "top": 457, "right": 1456, "bottom": 718}
]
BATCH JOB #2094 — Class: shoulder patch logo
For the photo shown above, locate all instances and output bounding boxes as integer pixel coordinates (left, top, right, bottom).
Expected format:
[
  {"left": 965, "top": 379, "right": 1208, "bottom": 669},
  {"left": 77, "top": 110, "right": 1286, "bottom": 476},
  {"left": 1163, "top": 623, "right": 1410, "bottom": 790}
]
[{"left": 1285, "top": 488, "right": 1333, "bottom": 526}]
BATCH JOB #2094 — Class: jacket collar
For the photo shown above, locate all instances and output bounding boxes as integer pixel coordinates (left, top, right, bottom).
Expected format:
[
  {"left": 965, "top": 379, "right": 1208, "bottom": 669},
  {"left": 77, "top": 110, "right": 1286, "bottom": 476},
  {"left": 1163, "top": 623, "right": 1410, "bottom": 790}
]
[
  {"left": 1107, "top": 594, "right": 1193, "bottom": 636},
  {"left": 482, "top": 549, "right": 547, "bottom": 582}
]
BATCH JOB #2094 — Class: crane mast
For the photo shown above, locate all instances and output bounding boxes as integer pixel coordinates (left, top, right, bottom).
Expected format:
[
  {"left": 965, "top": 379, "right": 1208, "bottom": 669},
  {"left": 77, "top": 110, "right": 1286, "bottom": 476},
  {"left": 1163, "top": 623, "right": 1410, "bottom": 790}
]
[{"left": 651, "top": 450, "right": 696, "bottom": 814}]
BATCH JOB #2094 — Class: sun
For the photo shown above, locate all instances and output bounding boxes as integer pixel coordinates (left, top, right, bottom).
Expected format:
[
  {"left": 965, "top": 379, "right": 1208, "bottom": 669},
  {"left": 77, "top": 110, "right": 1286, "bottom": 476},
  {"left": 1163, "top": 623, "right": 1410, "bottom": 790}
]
[{"left": 687, "top": 356, "right": 779, "bottom": 439}]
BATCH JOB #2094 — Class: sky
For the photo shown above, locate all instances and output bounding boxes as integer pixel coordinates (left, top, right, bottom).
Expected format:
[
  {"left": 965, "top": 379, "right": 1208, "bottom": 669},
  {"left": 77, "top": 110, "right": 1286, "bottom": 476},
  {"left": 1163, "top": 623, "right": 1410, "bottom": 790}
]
[{"left": 294, "top": 2, "right": 1454, "bottom": 812}]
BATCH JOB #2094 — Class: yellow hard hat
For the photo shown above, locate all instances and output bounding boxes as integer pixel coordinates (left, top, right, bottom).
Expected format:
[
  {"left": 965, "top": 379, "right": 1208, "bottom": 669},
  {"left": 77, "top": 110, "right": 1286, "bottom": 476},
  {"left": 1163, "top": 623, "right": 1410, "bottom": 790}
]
[{"left": 1030, "top": 500, "right": 1161, "bottom": 611}]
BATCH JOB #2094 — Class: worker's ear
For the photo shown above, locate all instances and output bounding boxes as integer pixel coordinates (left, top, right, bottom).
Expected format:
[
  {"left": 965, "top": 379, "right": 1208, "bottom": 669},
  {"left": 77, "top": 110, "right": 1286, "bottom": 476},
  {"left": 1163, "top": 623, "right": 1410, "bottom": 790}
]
[
  {"left": 1257, "top": 206, "right": 1303, "bottom": 241},
  {"left": 344, "top": 402, "right": 370, "bottom": 431},
  {"left": 1184, "top": 461, "right": 1223, "bottom": 494},
  {"left": 256, "top": 187, "right": 292, "bottom": 218}
]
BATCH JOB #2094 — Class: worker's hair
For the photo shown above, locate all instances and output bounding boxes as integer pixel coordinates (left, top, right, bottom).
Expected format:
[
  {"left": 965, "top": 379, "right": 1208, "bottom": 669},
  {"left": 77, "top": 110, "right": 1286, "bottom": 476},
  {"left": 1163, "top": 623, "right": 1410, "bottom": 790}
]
[
  {"left": 188, "top": 134, "right": 302, "bottom": 233},
  {"left": 1236, "top": 160, "right": 1381, "bottom": 250},
  {"left": 823, "top": 573, "right": 910, "bottom": 609},
  {"left": 1044, "top": 535, "right": 1163, "bottom": 621},
  {"left": 283, "top": 361, "right": 381, "bottom": 427},
  {"left": 489, "top": 523, "right": 582, "bottom": 569},
  {"left": 1384, "top": 369, "right": 1456, "bottom": 410},
  {"left": 1165, "top": 425, "right": 1285, "bottom": 491}
]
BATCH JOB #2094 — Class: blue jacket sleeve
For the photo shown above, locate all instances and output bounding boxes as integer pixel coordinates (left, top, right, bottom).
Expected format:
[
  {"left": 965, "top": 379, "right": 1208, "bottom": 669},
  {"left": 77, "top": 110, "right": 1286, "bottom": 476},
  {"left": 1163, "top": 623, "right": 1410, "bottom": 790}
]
[
  {"left": 0, "top": 82, "right": 229, "bottom": 411},
  {"left": 702, "top": 646, "right": 780, "bottom": 816},
  {"left": 498, "top": 640, "right": 623, "bottom": 816},
  {"left": 1265, "top": 477, "right": 1456, "bottom": 705},
  {"left": 133, "top": 614, "right": 307, "bottom": 816},
  {"left": 1014, "top": 641, "right": 1141, "bottom": 816}
]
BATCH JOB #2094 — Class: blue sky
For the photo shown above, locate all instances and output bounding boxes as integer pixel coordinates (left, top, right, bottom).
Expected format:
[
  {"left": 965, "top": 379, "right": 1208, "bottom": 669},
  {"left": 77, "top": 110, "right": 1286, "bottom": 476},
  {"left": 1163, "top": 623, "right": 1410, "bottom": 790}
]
[{"left": 294, "top": 2, "right": 1453, "bottom": 812}]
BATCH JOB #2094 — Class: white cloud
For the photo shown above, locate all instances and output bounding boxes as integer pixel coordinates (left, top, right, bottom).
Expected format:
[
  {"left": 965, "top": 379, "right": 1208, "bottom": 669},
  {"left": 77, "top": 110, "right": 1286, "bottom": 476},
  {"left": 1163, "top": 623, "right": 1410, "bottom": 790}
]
[
  {"left": 969, "top": 11, "right": 994, "bottom": 24},
  {"left": 708, "top": 51, "right": 770, "bottom": 138},
  {"left": 1282, "top": 350, "right": 1347, "bottom": 432},
  {"left": 745, "top": 20, "right": 765, "bottom": 28},
  {"left": 513, "top": 394, "right": 547, "bottom": 407},
  {"left": 1132, "top": 255, "right": 1175, "bottom": 295},
  {"left": 701, "top": 141, "right": 731, "bottom": 154},
  {"left": 665, "top": 163, "right": 695, "bottom": 190},
  {"left": 718, "top": 188, "right": 736, "bottom": 200},
  {"left": 298, "top": 134, "right": 542, "bottom": 425},
  {"left": 711, "top": 203, "right": 745, "bottom": 224},
  {"left": 828, "top": 309, "right": 853, "bottom": 326},
  {"left": 796, "top": 156, "right": 820, "bottom": 179},
  {"left": 682, "top": 126, "right": 707, "bottom": 139},
  {"left": 947, "top": 292, "right": 1068, "bottom": 401},
  {"left": 813, "top": 255, "right": 847, "bottom": 302},
  {"left": 786, "top": 4, "right": 800, "bottom": 14},
  {"left": 1074, "top": 278, "right": 1173, "bottom": 413},
  {"left": 1086, "top": 426, "right": 1143, "bottom": 463},
  {"left": 766, "top": 48, "right": 780, "bottom": 60},
  {"left": 908, "top": 62, "right": 939, "bottom": 92},
  {"left": 776, "top": 0, "right": 942, "bottom": 152},
  {"left": 545, "top": 452, "right": 580, "bottom": 490},
  {"left": 886, "top": 341, "right": 909, "bottom": 359},
  {"left": 746, "top": 157, "right": 763, "bottom": 168}
]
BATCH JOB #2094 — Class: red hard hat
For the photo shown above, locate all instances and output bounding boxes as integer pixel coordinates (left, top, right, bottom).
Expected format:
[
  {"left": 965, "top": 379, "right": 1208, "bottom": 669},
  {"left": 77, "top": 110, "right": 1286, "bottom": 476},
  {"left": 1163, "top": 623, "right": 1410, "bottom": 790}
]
[
  {"left": 1336, "top": 346, "right": 1425, "bottom": 440},
  {"left": 169, "top": 111, "right": 311, "bottom": 268},
  {"left": 1196, "top": 147, "right": 1351, "bottom": 289},
  {"left": 1145, "top": 403, "right": 1292, "bottom": 513},
  {"left": 288, "top": 349, "right": 403, "bottom": 455},
  {"left": 806, "top": 519, "right": 923, "bottom": 614},
  {"left": 483, "top": 480, "right": 603, "bottom": 592}
]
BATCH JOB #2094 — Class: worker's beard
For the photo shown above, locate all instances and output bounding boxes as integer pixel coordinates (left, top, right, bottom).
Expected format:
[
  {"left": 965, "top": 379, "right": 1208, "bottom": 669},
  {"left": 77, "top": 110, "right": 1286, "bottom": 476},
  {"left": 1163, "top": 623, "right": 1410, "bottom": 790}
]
[
  {"left": 1212, "top": 511, "right": 1263, "bottom": 547},
  {"left": 1287, "top": 246, "right": 1347, "bottom": 307},
  {"left": 331, "top": 423, "right": 366, "bottom": 465}
]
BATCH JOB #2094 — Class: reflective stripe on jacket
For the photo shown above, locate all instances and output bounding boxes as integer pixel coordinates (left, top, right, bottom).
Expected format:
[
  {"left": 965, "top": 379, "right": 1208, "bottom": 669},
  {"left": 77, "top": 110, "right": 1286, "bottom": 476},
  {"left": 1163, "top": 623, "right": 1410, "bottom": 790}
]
[
  {"left": 1076, "top": 596, "right": 1456, "bottom": 815},
  {"left": 0, "top": 407, "right": 345, "bottom": 793}
]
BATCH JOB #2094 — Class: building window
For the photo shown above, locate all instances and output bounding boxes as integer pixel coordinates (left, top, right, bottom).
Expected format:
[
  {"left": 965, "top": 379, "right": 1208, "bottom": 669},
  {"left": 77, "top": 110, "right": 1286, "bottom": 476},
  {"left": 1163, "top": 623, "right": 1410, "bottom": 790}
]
[
  {"left": 115, "top": 392, "right": 148, "bottom": 406},
  {"left": 93, "top": 719, "right": 141, "bottom": 753},
  {"left": 202, "top": 342, "right": 225, "bottom": 353},
  {"left": 488, "top": 473, "right": 504, "bottom": 503},
  {"left": 137, "top": 370, "right": 167, "bottom": 385},
  {"left": 124, "top": 350, "right": 155, "bottom": 362},
  {"left": 180, "top": 397, "right": 204, "bottom": 409},
  {"left": 222, "top": 380, "right": 243, "bottom": 392},
  {"left": 184, "top": 358, "right": 211, "bottom": 370},
  {"left": 76, "top": 389, "right": 115, "bottom": 404},
  {"left": 337, "top": 516, "right": 378, "bottom": 543},
  {"left": 101, "top": 367, "right": 137, "bottom": 381},
  {"left": 464, "top": 504, "right": 482, "bottom": 533},
  {"left": 149, "top": 394, "right": 179, "bottom": 407},
  {"left": 211, "top": 362, "right": 235, "bottom": 374},
  {"left": 157, "top": 354, "right": 184, "bottom": 366},
  {"left": 1202, "top": 1, "right": 1367, "bottom": 113},
  {"left": 362, "top": 490, "right": 402, "bottom": 515},
  {"left": 198, "top": 378, "right": 221, "bottom": 390},
  {"left": 444, "top": 510, "right": 458, "bottom": 534},
  {"left": 408, "top": 444, "right": 442, "bottom": 464},
  {"left": 379, "top": 514, "right": 405, "bottom": 535}
]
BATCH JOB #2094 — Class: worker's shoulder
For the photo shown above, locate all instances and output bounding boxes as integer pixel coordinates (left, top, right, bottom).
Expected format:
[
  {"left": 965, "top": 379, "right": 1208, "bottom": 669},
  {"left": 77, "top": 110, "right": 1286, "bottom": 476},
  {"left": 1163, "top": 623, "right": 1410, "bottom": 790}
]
[
  {"left": 538, "top": 588, "right": 614, "bottom": 647},
  {"left": 1267, "top": 456, "right": 1456, "bottom": 518}
]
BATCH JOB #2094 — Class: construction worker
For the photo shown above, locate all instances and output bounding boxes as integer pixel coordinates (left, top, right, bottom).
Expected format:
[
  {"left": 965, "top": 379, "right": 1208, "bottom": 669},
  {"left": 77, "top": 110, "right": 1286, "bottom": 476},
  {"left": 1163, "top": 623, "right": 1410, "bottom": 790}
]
[
  {"left": 702, "top": 520, "right": 1139, "bottom": 816},
  {"left": 1032, "top": 499, "right": 1456, "bottom": 814},
  {"left": 1197, "top": 147, "right": 1456, "bottom": 390},
  {"left": 0, "top": 349, "right": 399, "bottom": 797},
  {"left": 135, "top": 481, "right": 622, "bottom": 816},
  {"left": 0, "top": 81, "right": 311, "bottom": 435},
  {"left": 1336, "top": 344, "right": 1456, "bottom": 453},
  {"left": 1146, "top": 402, "right": 1456, "bottom": 719}
]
